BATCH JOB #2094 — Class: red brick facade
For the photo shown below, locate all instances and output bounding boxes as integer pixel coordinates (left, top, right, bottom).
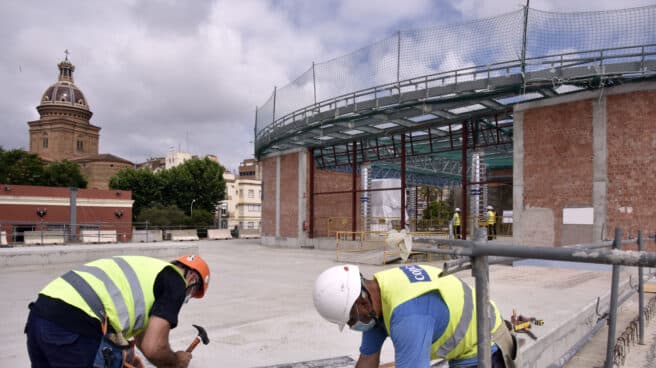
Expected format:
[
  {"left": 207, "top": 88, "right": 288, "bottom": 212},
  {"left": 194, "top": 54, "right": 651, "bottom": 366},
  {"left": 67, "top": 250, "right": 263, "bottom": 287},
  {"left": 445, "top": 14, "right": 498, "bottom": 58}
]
[
  {"left": 523, "top": 100, "right": 594, "bottom": 245},
  {"left": 606, "top": 91, "right": 656, "bottom": 238},
  {"left": 0, "top": 184, "right": 133, "bottom": 242},
  {"left": 313, "top": 170, "right": 360, "bottom": 238},
  {"left": 279, "top": 153, "right": 299, "bottom": 238},
  {"left": 521, "top": 88, "right": 656, "bottom": 245},
  {"left": 261, "top": 156, "right": 277, "bottom": 236}
]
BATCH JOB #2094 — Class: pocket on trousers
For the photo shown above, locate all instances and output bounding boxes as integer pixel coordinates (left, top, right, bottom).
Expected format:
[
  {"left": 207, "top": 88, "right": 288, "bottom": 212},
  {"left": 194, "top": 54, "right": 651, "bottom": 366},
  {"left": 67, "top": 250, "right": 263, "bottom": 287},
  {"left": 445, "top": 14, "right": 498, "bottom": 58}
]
[{"left": 41, "top": 323, "right": 80, "bottom": 346}]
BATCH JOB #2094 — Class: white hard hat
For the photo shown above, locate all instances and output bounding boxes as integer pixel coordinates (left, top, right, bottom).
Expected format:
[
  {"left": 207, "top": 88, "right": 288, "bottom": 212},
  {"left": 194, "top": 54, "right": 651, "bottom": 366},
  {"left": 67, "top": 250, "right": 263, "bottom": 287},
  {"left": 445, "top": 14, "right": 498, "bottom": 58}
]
[
  {"left": 455, "top": 208, "right": 460, "bottom": 212},
  {"left": 313, "top": 264, "right": 361, "bottom": 331},
  {"left": 487, "top": 205, "right": 493, "bottom": 210}
]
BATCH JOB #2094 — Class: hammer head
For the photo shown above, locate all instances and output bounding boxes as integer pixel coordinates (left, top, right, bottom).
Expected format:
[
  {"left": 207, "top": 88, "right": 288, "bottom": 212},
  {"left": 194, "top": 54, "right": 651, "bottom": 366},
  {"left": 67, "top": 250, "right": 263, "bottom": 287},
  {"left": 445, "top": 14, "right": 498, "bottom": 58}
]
[{"left": 192, "top": 324, "right": 210, "bottom": 345}]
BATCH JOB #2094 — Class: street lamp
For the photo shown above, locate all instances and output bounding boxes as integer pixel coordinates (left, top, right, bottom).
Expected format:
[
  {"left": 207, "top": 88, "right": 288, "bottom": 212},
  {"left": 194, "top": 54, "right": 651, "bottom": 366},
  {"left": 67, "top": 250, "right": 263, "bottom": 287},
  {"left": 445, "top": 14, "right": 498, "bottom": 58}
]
[{"left": 190, "top": 199, "right": 196, "bottom": 217}]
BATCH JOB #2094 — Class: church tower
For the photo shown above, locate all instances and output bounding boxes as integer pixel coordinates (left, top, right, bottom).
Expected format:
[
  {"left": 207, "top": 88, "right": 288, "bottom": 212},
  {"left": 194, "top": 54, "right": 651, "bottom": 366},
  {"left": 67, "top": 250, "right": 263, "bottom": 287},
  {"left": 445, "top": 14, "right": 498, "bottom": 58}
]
[
  {"left": 27, "top": 53, "right": 100, "bottom": 161},
  {"left": 27, "top": 53, "right": 133, "bottom": 189}
]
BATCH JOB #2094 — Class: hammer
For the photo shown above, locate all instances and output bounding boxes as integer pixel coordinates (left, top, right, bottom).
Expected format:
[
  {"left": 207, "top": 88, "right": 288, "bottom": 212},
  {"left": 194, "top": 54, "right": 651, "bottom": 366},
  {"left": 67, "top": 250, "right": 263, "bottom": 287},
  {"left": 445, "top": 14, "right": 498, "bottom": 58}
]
[{"left": 185, "top": 324, "right": 210, "bottom": 352}]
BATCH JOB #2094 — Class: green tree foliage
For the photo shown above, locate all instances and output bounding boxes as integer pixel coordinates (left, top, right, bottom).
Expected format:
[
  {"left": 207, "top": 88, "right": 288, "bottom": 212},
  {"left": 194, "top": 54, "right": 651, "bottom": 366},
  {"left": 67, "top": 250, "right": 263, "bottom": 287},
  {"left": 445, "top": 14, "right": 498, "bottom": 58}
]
[
  {"left": 423, "top": 200, "right": 452, "bottom": 221},
  {"left": 159, "top": 157, "right": 225, "bottom": 215},
  {"left": 110, "top": 157, "right": 225, "bottom": 222},
  {"left": 43, "top": 160, "right": 88, "bottom": 188},
  {"left": 0, "top": 147, "right": 46, "bottom": 185},
  {"left": 109, "top": 168, "right": 163, "bottom": 218},
  {"left": 185, "top": 209, "right": 214, "bottom": 227},
  {"left": 0, "top": 147, "right": 87, "bottom": 188},
  {"left": 135, "top": 205, "right": 185, "bottom": 227}
]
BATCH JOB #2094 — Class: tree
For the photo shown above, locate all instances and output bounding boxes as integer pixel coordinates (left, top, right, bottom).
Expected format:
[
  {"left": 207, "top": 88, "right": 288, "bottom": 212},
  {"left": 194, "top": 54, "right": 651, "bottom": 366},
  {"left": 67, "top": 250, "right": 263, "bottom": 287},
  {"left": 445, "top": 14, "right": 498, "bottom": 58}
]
[
  {"left": 0, "top": 147, "right": 46, "bottom": 185},
  {"left": 423, "top": 200, "right": 451, "bottom": 221},
  {"left": 43, "top": 160, "right": 87, "bottom": 188},
  {"left": 109, "top": 157, "right": 226, "bottom": 221},
  {"left": 135, "top": 205, "right": 185, "bottom": 227},
  {"left": 109, "top": 168, "right": 163, "bottom": 219},
  {"left": 159, "top": 158, "right": 225, "bottom": 215}
]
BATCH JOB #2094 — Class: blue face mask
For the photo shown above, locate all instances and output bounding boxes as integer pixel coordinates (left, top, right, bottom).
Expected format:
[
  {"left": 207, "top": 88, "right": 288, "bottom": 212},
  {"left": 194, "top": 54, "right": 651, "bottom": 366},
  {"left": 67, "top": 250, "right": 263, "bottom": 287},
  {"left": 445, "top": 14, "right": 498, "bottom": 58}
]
[{"left": 350, "top": 318, "right": 376, "bottom": 332}]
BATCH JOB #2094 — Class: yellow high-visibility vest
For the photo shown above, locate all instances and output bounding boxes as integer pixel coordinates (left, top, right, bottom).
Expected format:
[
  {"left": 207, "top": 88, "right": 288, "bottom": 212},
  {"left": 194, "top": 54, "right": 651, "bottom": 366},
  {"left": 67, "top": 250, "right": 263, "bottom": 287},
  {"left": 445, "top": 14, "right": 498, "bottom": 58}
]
[
  {"left": 487, "top": 210, "right": 496, "bottom": 225},
  {"left": 40, "top": 256, "right": 184, "bottom": 338},
  {"left": 453, "top": 213, "right": 461, "bottom": 226},
  {"left": 375, "top": 265, "right": 502, "bottom": 360}
]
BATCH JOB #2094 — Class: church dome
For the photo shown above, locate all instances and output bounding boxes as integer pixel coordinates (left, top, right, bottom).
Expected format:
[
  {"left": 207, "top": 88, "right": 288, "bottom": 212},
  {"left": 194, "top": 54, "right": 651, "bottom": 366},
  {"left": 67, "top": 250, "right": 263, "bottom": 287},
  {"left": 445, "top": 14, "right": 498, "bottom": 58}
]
[{"left": 39, "top": 56, "right": 89, "bottom": 111}]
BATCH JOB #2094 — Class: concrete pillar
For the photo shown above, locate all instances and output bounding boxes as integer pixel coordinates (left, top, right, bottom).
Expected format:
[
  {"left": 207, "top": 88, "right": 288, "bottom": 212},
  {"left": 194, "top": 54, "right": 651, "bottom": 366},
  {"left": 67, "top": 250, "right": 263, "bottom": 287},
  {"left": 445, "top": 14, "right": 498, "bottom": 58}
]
[
  {"left": 592, "top": 95, "right": 608, "bottom": 241},
  {"left": 512, "top": 111, "right": 524, "bottom": 245},
  {"left": 275, "top": 156, "right": 281, "bottom": 237},
  {"left": 297, "top": 151, "right": 307, "bottom": 243}
]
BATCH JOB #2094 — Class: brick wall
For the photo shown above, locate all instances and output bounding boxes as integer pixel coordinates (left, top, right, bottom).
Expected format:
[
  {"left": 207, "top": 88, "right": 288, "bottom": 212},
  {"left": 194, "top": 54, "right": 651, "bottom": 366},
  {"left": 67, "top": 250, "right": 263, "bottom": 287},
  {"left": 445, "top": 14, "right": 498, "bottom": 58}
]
[
  {"left": 261, "top": 156, "right": 276, "bottom": 237},
  {"left": 606, "top": 91, "right": 656, "bottom": 239},
  {"left": 313, "top": 169, "right": 360, "bottom": 238},
  {"left": 523, "top": 100, "right": 593, "bottom": 245},
  {"left": 0, "top": 184, "right": 133, "bottom": 241},
  {"left": 279, "top": 153, "right": 299, "bottom": 237}
]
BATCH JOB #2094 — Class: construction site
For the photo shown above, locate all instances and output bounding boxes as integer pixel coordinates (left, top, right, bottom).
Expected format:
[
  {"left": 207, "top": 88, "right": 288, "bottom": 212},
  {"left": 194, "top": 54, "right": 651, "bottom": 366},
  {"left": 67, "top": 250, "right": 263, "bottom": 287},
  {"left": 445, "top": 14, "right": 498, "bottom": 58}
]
[
  {"left": 2, "top": 238, "right": 656, "bottom": 367},
  {"left": 2, "top": 4, "right": 656, "bottom": 368}
]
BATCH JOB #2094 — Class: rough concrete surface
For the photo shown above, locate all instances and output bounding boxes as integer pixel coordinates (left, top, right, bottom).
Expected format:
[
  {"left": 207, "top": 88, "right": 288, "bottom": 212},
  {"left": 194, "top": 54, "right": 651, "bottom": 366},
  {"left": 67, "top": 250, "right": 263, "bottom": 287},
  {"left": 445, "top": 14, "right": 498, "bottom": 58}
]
[{"left": 1, "top": 239, "right": 655, "bottom": 367}]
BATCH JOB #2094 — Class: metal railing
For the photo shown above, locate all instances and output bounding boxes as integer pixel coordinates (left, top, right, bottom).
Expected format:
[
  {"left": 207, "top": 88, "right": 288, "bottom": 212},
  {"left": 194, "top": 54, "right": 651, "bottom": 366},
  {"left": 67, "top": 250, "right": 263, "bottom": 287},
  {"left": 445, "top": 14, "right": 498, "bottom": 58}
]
[
  {"left": 255, "top": 5, "right": 656, "bottom": 154},
  {"left": 412, "top": 228, "right": 656, "bottom": 368}
]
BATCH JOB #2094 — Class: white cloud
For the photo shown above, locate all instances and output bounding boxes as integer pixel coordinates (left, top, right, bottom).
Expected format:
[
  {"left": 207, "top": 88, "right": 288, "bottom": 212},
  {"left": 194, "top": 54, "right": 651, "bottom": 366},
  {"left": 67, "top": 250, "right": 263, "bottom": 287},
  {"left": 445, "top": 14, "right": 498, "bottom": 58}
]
[{"left": 1, "top": 0, "right": 653, "bottom": 171}]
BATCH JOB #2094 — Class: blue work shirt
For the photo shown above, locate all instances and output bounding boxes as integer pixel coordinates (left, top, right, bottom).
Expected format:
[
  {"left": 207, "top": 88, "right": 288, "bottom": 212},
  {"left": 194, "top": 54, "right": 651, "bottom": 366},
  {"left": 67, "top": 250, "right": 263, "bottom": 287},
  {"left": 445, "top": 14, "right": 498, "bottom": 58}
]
[{"left": 358, "top": 291, "right": 497, "bottom": 368}]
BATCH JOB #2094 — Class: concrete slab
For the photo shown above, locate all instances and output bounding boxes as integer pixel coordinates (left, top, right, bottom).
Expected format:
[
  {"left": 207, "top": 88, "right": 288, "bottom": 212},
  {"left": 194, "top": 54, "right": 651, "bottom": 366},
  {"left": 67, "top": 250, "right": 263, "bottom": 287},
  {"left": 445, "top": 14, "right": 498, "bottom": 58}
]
[{"left": 1, "top": 239, "right": 655, "bottom": 367}]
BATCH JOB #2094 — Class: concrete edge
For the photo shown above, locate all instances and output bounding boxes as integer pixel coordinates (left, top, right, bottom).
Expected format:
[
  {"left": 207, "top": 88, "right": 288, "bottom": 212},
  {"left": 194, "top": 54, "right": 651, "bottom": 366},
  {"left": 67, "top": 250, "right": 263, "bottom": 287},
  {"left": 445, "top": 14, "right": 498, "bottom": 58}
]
[
  {"left": 0, "top": 242, "right": 199, "bottom": 269},
  {"left": 522, "top": 278, "right": 634, "bottom": 368}
]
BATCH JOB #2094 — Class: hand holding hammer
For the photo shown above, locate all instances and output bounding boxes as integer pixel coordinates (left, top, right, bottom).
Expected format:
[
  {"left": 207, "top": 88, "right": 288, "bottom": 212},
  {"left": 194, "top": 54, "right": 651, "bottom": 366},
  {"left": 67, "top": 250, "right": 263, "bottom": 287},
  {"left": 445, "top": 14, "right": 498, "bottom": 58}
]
[{"left": 186, "top": 324, "right": 210, "bottom": 352}]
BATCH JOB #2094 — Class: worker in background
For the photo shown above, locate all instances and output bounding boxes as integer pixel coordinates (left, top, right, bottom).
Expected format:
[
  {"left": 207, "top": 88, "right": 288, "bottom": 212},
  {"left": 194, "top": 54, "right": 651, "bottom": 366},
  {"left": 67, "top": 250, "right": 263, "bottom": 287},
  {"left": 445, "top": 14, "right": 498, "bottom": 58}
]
[
  {"left": 24, "top": 254, "right": 211, "bottom": 368},
  {"left": 313, "top": 264, "right": 518, "bottom": 368},
  {"left": 487, "top": 205, "right": 497, "bottom": 241},
  {"left": 452, "top": 207, "right": 461, "bottom": 239}
]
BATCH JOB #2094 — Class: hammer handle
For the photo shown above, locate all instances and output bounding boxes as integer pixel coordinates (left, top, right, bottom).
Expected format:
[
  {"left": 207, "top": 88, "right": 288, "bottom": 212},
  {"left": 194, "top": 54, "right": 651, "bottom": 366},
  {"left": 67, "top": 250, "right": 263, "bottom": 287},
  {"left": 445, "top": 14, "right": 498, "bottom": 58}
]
[{"left": 186, "top": 337, "right": 200, "bottom": 352}]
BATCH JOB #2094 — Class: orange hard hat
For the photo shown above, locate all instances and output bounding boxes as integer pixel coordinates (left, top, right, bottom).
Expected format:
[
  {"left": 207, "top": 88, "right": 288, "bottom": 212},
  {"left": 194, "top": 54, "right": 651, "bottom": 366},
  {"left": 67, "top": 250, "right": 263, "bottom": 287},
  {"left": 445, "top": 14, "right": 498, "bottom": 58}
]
[{"left": 174, "top": 254, "right": 210, "bottom": 298}]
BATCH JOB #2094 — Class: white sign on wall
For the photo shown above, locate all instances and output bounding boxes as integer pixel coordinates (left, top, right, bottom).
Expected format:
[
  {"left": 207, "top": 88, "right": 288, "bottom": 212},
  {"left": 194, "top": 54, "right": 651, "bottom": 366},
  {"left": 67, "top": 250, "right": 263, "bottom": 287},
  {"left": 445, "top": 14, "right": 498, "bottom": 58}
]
[
  {"left": 502, "top": 210, "right": 513, "bottom": 224},
  {"left": 563, "top": 207, "right": 594, "bottom": 225}
]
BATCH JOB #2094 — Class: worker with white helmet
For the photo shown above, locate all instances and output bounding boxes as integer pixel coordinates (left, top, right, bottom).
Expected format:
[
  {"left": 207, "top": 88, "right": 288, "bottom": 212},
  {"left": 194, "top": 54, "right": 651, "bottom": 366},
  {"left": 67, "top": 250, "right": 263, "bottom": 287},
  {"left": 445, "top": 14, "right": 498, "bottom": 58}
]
[
  {"left": 453, "top": 207, "right": 462, "bottom": 239},
  {"left": 313, "top": 264, "right": 518, "bottom": 368},
  {"left": 486, "top": 205, "right": 497, "bottom": 240}
]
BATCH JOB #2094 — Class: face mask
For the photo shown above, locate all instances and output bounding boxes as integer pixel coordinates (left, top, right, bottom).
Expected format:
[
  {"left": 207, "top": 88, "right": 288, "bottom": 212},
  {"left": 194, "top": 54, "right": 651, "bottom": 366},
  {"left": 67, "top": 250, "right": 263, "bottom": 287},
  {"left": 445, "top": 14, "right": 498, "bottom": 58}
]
[{"left": 350, "top": 318, "right": 376, "bottom": 332}]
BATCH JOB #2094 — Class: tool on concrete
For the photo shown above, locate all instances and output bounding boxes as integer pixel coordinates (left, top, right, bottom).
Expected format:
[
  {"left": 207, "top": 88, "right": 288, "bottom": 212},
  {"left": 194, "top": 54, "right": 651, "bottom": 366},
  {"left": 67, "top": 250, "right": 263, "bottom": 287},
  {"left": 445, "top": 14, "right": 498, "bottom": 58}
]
[
  {"left": 186, "top": 324, "right": 210, "bottom": 352},
  {"left": 511, "top": 309, "right": 544, "bottom": 340}
]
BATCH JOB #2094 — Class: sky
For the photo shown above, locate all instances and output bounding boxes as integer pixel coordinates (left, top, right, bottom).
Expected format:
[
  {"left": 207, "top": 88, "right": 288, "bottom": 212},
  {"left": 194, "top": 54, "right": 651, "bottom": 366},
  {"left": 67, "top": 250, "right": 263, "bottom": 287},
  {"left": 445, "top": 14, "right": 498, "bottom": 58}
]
[{"left": 1, "top": 0, "right": 653, "bottom": 172}]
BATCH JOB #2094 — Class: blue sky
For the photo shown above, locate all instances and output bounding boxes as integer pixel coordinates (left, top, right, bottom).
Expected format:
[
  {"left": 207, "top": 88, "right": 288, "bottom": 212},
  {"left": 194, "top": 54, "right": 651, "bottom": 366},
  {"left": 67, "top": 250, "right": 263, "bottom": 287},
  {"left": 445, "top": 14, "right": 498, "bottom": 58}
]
[{"left": 1, "top": 0, "right": 653, "bottom": 172}]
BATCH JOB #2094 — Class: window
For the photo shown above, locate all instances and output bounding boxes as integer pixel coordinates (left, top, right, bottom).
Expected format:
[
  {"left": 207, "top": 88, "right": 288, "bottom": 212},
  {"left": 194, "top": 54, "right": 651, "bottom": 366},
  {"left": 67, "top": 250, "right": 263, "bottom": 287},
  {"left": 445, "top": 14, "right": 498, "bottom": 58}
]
[
  {"left": 76, "top": 140, "right": 84, "bottom": 152},
  {"left": 247, "top": 222, "right": 254, "bottom": 229},
  {"left": 247, "top": 204, "right": 261, "bottom": 212},
  {"left": 42, "top": 137, "right": 48, "bottom": 148},
  {"left": 248, "top": 189, "right": 254, "bottom": 198}
]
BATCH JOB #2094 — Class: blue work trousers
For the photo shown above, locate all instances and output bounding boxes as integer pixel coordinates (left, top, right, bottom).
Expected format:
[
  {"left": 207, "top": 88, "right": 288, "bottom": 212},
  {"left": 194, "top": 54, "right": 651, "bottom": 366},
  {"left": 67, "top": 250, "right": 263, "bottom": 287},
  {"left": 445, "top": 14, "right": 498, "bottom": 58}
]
[{"left": 25, "top": 311, "right": 102, "bottom": 368}]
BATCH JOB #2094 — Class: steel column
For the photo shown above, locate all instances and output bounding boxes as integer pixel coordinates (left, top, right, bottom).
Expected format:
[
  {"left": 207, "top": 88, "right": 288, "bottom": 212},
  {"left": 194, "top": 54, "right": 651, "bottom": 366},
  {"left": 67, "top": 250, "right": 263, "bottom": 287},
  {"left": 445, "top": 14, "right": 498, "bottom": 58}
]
[
  {"left": 401, "top": 134, "right": 406, "bottom": 229},
  {"left": 638, "top": 230, "right": 645, "bottom": 344},
  {"left": 604, "top": 228, "right": 622, "bottom": 368},
  {"left": 309, "top": 149, "right": 315, "bottom": 238},
  {"left": 352, "top": 141, "right": 357, "bottom": 238},
  {"left": 473, "top": 255, "right": 492, "bottom": 367},
  {"left": 462, "top": 121, "right": 468, "bottom": 240}
]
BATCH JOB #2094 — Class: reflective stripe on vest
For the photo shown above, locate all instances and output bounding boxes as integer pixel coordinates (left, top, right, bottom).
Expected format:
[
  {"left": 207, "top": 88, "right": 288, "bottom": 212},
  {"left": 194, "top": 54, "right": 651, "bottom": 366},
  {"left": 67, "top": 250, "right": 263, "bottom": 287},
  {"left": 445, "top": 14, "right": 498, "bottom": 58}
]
[
  {"left": 376, "top": 265, "right": 502, "bottom": 360},
  {"left": 435, "top": 280, "right": 497, "bottom": 357},
  {"left": 113, "top": 257, "right": 146, "bottom": 332},
  {"left": 62, "top": 257, "right": 148, "bottom": 335},
  {"left": 61, "top": 270, "right": 105, "bottom": 321}
]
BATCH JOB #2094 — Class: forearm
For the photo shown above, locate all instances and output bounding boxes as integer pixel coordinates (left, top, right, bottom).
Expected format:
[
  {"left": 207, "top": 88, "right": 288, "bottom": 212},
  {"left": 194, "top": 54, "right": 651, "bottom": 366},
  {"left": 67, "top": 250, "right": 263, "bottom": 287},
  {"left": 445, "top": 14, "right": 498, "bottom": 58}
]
[{"left": 355, "top": 354, "right": 380, "bottom": 368}]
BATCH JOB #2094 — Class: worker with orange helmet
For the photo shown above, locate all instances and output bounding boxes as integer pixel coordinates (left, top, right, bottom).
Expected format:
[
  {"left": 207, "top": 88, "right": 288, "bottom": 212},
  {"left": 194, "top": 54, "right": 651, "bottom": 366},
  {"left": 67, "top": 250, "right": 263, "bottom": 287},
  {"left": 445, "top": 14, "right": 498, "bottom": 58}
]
[{"left": 24, "top": 254, "right": 210, "bottom": 368}]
